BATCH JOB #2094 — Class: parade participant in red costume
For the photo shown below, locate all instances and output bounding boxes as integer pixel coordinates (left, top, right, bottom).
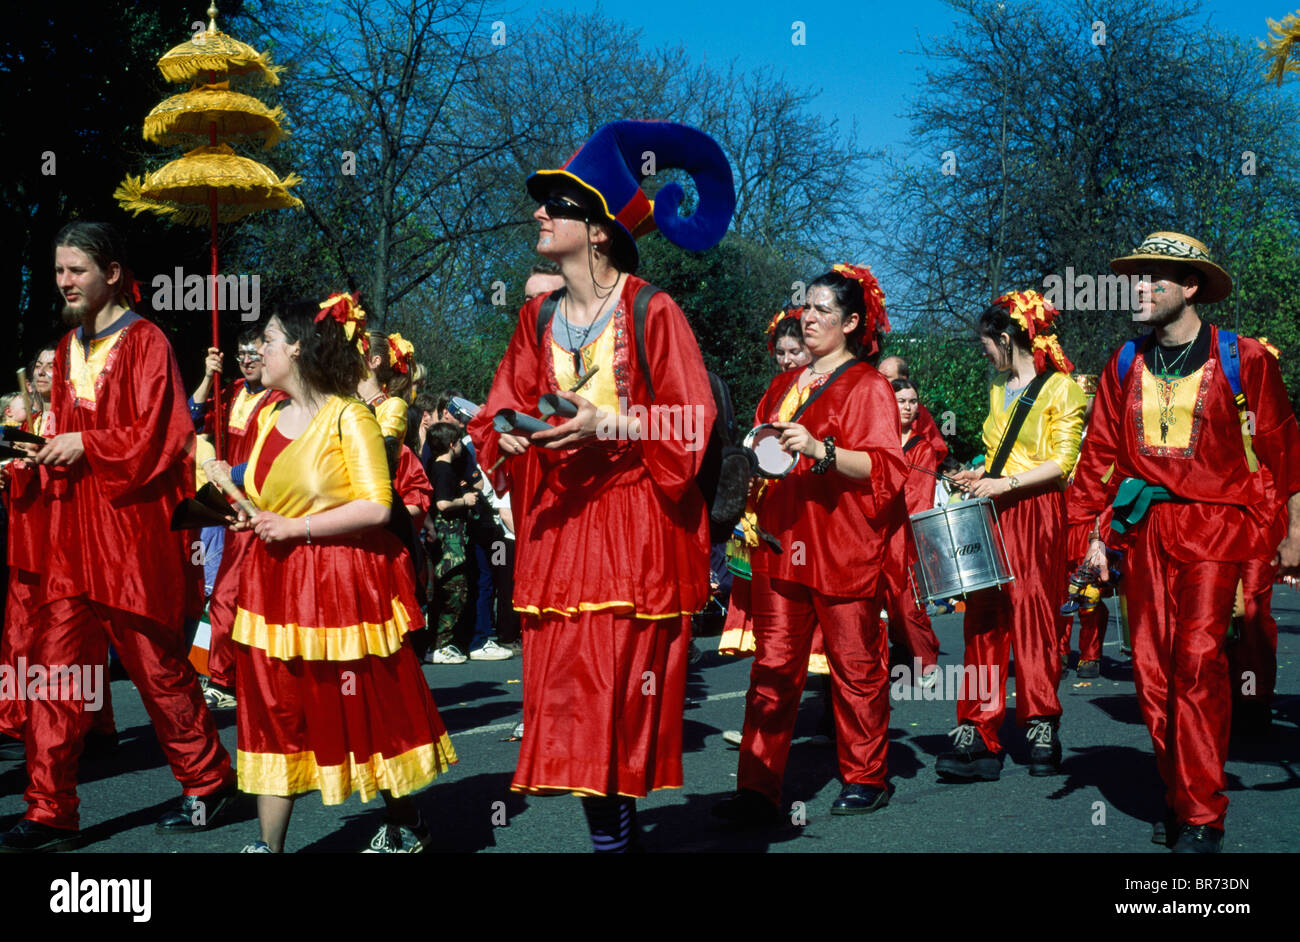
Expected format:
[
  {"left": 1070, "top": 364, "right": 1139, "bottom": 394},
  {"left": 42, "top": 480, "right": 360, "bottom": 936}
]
[
  {"left": 937, "top": 290, "right": 1085, "bottom": 783},
  {"left": 195, "top": 327, "right": 287, "bottom": 711},
  {"left": 467, "top": 120, "right": 733, "bottom": 853},
  {"left": 24, "top": 348, "right": 57, "bottom": 438},
  {"left": 215, "top": 300, "right": 455, "bottom": 854},
  {"left": 1073, "top": 233, "right": 1300, "bottom": 852},
  {"left": 884, "top": 377, "right": 940, "bottom": 681},
  {"left": 714, "top": 263, "right": 907, "bottom": 823},
  {"left": 0, "top": 221, "right": 235, "bottom": 853},
  {"left": 1229, "top": 338, "right": 1286, "bottom": 738},
  {"left": 879, "top": 355, "right": 949, "bottom": 468},
  {"left": 1058, "top": 381, "right": 1109, "bottom": 680},
  {"left": 360, "top": 328, "right": 415, "bottom": 445}
]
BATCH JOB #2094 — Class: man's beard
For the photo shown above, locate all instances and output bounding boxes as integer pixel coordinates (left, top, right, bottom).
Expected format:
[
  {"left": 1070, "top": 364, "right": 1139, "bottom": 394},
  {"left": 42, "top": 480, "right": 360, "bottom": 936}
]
[{"left": 60, "top": 301, "right": 87, "bottom": 326}]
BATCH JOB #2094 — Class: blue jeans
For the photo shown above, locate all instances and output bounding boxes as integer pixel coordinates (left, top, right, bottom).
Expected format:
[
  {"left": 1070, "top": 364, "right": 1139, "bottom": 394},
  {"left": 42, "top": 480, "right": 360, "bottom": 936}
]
[{"left": 469, "top": 543, "right": 495, "bottom": 651}]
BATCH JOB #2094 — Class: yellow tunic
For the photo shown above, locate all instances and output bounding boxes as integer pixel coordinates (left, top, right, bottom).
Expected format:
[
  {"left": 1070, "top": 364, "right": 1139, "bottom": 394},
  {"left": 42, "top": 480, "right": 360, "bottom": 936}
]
[
  {"left": 372, "top": 395, "right": 408, "bottom": 442},
  {"left": 982, "top": 371, "right": 1087, "bottom": 479},
  {"left": 244, "top": 396, "right": 392, "bottom": 517}
]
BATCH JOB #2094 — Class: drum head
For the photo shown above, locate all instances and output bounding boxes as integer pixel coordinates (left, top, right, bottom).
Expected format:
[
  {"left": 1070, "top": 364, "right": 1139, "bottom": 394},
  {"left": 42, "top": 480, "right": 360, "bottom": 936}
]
[
  {"left": 744, "top": 424, "right": 797, "bottom": 479},
  {"left": 448, "top": 396, "right": 480, "bottom": 423}
]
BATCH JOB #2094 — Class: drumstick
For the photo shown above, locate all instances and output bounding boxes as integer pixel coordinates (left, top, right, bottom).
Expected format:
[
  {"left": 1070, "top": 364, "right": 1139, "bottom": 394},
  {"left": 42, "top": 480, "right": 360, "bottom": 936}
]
[
  {"left": 906, "top": 461, "right": 963, "bottom": 487},
  {"left": 491, "top": 365, "right": 603, "bottom": 472},
  {"left": 201, "top": 459, "right": 259, "bottom": 517}
]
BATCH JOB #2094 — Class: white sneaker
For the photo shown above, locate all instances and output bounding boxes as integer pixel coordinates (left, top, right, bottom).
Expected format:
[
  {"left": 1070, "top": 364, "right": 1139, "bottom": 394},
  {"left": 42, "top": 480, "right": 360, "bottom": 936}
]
[
  {"left": 203, "top": 684, "right": 237, "bottom": 711},
  {"left": 240, "top": 841, "right": 273, "bottom": 853},
  {"left": 722, "top": 729, "right": 743, "bottom": 747},
  {"left": 362, "top": 820, "right": 430, "bottom": 853},
  {"left": 469, "top": 639, "right": 514, "bottom": 661},
  {"left": 427, "top": 645, "right": 467, "bottom": 665}
]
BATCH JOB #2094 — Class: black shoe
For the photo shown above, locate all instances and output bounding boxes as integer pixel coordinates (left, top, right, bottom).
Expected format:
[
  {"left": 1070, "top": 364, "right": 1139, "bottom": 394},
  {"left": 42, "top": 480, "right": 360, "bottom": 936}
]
[
  {"left": 1231, "top": 701, "right": 1273, "bottom": 741},
  {"left": 830, "top": 783, "right": 889, "bottom": 815},
  {"left": 1075, "top": 659, "right": 1100, "bottom": 679},
  {"left": 712, "top": 788, "right": 783, "bottom": 827},
  {"left": 1026, "top": 717, "right": 1063, "bottom": 776},
  {"left": 156, "top": 783, "right": 239, "bottom": 833},
  {"left": 0, "top": 819, "right": 83, "bottom": 853},
  {"left": 936, "top": 724, "right": 1002, "bottom": 781},
  {"left": 83, "top": 730, "right": 120, "bottom": 760},
  {"left": 1152, "top": 809, "right": 1179, "bottom": 847},
  {"left": 1060, "top": 653, "right": 1070, "bottom": 676},
  {"left": 1172, "top": 824, "right": 1223, "bottom": 854},
  {"left": 0, "top": 734, "right": 24, "bottom": 762}
]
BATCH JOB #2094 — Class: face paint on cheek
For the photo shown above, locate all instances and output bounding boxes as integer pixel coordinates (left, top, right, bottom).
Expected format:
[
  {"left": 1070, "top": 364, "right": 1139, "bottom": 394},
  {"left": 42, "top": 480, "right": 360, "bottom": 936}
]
[{"left": 1151, "top": 285, "right": 1167, "bottom": 294}]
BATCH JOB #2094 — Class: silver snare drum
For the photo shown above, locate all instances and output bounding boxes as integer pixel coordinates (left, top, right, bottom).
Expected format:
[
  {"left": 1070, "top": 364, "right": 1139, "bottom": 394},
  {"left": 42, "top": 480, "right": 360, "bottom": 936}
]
[{"left": 908, "top": 497, "right": 1014, "bottom": 601}]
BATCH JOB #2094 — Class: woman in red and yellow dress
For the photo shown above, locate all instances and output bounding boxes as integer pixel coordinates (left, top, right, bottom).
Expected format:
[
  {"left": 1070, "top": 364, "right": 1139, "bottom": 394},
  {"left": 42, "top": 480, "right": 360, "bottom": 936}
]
[
  {"left": 714, "top": 264, "right": 908, "bottom": 823},
  {"left": 223, "top": 299, "right": 455, "bottom": 853},
  {"left": 359, "top": 329, "right": 416, "bottom": 444},
  {"left": 938, "top": 291, "right": 1085, "bottom": 781}
]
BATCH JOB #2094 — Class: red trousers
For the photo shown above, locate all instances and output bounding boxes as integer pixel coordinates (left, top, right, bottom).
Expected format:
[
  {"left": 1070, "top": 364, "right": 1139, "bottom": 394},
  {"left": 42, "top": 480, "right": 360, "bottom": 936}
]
[
  {"left": 206, "top": 529, "right": 253, "bottom": 688},
  {"left": 881, "top": 561, "right": 939, "bottom": 672},
  {"left": 515, "top": 610, "right": 689, "bottom": 797},
  {"left": 738, "top": 573, "right": 890, "bottom": 805},
  {"left": 958, "top": 488, "right": 1065, "bottom": 751},
  {"left": 24, "top": 595, "right": 233, "bottom": 829},
  {"left": 1228, "top": 557, "right": 1278, "bottom": 705},
  {"left": 1058, "top": 600, "right": 1109, "bottom": 662},
  {"left": 0, "top": 570, "right": 115, "bottom": 739},
  {"left": 1127, "top": 505, "right": 1239, "bottom": 828}
]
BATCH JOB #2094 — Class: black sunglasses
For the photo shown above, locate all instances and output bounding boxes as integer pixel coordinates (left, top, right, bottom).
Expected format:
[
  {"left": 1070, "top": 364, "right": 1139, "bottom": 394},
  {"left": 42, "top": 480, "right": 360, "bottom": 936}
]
[{"left": 542, "top": 197, "right": 590, "bottom": 221}]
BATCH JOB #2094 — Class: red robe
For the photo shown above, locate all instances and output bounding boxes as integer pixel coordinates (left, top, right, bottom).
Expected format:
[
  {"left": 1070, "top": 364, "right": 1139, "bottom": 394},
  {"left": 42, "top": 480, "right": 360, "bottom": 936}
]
[
  {"left": 468, "top": 275, "right": 715, "bottom": 619},
  {"left": 394, "top": 443, "right": 433, "bottom": 531},
  {"left": 43, "top": 313, "right": 202, "bottom": 626},
  {"left": 913, "top": 403, "right": 949, "bottom": 468},
  {"left": 1070, "top": 325, "right": 1300, "bottom": 558},
  {"left": 750, "top": 362, "right": 909, "bottom": 598},
  {"left": 901, "top": 434, "right": 937, "bottom": 517}
]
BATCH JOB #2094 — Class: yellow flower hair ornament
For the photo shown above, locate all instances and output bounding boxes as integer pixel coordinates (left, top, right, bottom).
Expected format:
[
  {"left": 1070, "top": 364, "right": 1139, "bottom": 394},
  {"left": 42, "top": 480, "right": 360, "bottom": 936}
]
[
  {"left": 993, "top": 289, "right": 1074, "bottom": 374},
  {"left": 316, "top": 292, "right": 369, "bottom": 355},
  {"left": 766, "top": 305, "right": 804, "bottom": 352},
  {"left": 386, "top": 333, "right": 415, "bottom": 374}
]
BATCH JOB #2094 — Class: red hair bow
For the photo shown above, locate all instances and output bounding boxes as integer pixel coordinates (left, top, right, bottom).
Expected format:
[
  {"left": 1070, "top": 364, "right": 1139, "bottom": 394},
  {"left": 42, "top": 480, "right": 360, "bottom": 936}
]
[
  {"left": 766, "top": 305, "right": 804, "bottom": 353},
  {"left": 832, "top": 263, "right": 890, "bottom": 358},
  {"left": 386, "top": 333, "right": 414, "bottom": 374},
  {"left": 316, "top": 292, "right": 368, "bottom": 353}
]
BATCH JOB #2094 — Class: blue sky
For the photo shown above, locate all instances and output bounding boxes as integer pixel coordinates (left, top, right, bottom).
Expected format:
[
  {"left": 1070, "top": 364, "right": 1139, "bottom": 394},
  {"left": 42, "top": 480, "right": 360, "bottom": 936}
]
[{"left": 534, "top": 0, "right": 1296, "bottom": 152}]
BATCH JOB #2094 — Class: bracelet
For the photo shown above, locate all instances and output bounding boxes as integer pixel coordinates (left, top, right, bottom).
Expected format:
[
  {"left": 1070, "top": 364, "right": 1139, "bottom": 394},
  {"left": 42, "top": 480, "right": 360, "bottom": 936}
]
[
  {"left": 305, "top": 516, "right": 311, "bottom": 544},
  {"left": 810, "top": 437, "right": 837, "bottom": 475}
]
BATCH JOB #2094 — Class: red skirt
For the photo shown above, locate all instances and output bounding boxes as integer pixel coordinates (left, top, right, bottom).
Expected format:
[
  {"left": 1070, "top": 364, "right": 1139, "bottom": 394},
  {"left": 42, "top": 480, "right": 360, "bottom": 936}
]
[
  {"left": 514, "top": 610, "right": 689, "bottom": 797},
  {"left": 233, "top": 530, "right": 456, "bottom": 803}
]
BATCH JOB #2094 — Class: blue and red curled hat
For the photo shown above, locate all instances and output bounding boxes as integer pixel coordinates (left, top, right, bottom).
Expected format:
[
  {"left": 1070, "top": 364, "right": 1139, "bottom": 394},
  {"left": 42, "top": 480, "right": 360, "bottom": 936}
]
[{"left": 526, "top": 120, "right": 736, "bottom": 271}]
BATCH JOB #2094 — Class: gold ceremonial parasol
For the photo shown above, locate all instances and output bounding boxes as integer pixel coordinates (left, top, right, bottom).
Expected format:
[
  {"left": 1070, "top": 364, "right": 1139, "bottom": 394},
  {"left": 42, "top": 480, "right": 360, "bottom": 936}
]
[
  {"left": 115, "top": 144, "right": 301, "bottom": 225},
  {"left": 144, "top": 84, "right": 287, "bottom": 149},
  {"left": 114, "top": 2, "right": 299, "bottom": 459},
  {"left": 1262, "top": 12, "right": 1300, "bottom": 84}
]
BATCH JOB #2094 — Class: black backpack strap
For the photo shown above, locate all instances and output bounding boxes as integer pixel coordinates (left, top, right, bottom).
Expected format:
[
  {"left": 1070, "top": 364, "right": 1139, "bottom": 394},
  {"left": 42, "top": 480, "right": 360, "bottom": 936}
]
[
  {"left": 788, "top": 360, "right": 857, "bottom": 424},
  {"left": 535, "top": 288, "right": 566, "bottom": 346},
  {"left": 632, "top": 283, "right": 661, "bottom": 402},
  {"left": 986, "top": 370, "right": 1053, "bottom": 479}
]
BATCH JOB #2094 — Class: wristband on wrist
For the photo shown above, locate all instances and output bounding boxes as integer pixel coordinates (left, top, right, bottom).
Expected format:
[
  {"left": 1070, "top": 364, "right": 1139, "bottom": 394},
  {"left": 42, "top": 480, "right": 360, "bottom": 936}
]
[
  {"left": 811, "top": 437, "right": 837, "bottom": 475},
  {"left": 305, "top": 516, "right": 312, "bottom": 544}
]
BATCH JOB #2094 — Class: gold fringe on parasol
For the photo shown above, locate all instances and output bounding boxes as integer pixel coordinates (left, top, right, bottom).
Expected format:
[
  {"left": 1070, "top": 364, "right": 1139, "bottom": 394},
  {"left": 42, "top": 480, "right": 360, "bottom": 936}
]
[
  {"left": 114, "top": 143, "right": 302, "bottom": 226},
  {"left": 143, "top": 84, "right": 286, "bottom": 149},
  {"left": 157, "top": 31, "right": 282, "bottom": 85},
  {"left": 1262, "top": 12, "right": 1300, "bottom": 85}
]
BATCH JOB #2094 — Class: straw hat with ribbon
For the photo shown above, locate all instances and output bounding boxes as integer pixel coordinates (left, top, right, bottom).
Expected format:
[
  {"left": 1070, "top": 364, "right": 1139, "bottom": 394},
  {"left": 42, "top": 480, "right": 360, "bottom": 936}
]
[
  {"left": 992, "top": 289, "right": 1075, "bottom": 374},
  {"left": 1109, "top": 231, "right": 1233, "bottom": 305},
  {"left": 830, "top": 263, "right": 890, "bottom": 360}
]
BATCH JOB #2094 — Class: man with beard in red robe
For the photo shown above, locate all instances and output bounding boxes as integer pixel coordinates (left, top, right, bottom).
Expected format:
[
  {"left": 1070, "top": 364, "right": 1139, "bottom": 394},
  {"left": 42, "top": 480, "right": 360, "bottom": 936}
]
[
  {"left": 1073, "top": 232, "right": 1300, "bottom": 854},
  {"left": 0, "top": 221, "right": 235, "bottom": 853}
]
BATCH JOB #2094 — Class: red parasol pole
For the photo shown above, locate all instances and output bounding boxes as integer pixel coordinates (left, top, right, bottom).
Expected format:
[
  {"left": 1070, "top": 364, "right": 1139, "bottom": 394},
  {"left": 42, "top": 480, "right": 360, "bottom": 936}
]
[{"left": 208, "top": 108, "right": 225, "bottom": 460}]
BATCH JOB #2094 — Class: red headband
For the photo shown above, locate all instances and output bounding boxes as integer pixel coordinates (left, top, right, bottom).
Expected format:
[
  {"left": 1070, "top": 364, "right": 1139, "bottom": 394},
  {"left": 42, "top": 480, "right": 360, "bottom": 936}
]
[{"left": 831, "top": 263, "right": 890, "bottom": 359}]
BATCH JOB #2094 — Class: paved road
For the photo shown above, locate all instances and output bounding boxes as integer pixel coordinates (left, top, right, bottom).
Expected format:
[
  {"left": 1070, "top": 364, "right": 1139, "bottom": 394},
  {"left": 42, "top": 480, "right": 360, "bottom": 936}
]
[{"left": 2, "top": 586, "right": 1297, "bottom": 853}]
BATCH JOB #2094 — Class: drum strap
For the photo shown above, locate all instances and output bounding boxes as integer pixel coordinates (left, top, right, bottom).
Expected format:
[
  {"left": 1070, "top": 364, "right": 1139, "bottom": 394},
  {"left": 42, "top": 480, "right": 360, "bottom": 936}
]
[
  {"left": 788, "top": 360, "right": 857, "bottom": 424},
  {"left": 986, "top": 370, "right": 1052, "bottom": 479}
]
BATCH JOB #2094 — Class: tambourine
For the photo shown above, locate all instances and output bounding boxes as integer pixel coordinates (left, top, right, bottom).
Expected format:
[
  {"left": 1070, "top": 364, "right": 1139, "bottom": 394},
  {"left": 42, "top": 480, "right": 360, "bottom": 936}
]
[
  {"left": 743, "top": 423, "right": 798, "bottom": 479},
  {"left": 447, "top": 396, "right": 480, "bottom": 424}
]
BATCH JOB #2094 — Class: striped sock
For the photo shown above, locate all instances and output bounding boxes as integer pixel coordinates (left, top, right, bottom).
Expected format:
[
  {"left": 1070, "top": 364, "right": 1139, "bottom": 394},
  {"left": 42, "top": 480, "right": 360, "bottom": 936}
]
[{"left": 581, "top": 796, "right": 636, "bottom": 853}]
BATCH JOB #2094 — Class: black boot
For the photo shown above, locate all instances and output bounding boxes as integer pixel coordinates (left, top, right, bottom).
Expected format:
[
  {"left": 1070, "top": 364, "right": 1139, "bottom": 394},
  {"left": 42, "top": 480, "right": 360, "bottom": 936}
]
[
  {"left": 1026, "top": 717, "right": 1063, "bottom": 776},
  {"left": 712, "top": 788, "right": 784, "bottom": 827},
  {"left": 1172, "top": 824, "right": 1223, "bottom": 854},
  {"left": 936, "top": 724, "right": 1002, "bottom": 781},
  {"left": 0, "top": 819, "right": 82, "bottom": 853}
]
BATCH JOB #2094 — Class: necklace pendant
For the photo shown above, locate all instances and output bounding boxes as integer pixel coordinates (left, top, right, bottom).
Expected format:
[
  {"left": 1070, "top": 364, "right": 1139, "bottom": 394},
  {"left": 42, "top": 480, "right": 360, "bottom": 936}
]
[
  {"left": 1160, "top": 420, "right": 1168, "bottom": 443},
  {"left": 573, "top": 350, "right": 583, "bottom": 375}
]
